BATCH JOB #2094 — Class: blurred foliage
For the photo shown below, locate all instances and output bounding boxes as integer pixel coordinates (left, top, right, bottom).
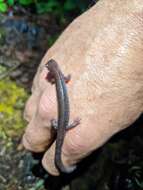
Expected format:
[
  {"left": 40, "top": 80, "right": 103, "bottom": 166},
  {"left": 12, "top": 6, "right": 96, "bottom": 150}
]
[
  {"left": 35, "top": 0, "right": 91, "bottom": 15},
  {"left": 0, "top": 78, "right": 28, "bottom": 142},
  {"left": 0, "top": 65, "right": 7, "bottom": 74},
  {"left": 71, "top": 133, "right": 143, "bottom": 190},
  {"left": 29, "top": 179, "right": 45, "bottom": 190},
  {"left": 0, "top": 0, "right": 92, "bottom": 16}
]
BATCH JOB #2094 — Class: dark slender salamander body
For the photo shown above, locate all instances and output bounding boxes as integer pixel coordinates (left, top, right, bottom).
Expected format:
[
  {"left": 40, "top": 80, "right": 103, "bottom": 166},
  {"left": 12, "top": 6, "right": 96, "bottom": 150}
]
[{"left": 45, "top": 59, "right": 79, "bottom": 173}]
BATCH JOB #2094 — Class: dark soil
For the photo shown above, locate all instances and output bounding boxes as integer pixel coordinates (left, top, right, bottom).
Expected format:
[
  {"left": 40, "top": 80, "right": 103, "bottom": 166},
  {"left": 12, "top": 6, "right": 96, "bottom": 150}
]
[
  {"left": 0, "top": 10, "right": 71, "bottom": 190},
  {"left": 0, "top": 12, "right": 67, "bottom": 91}
]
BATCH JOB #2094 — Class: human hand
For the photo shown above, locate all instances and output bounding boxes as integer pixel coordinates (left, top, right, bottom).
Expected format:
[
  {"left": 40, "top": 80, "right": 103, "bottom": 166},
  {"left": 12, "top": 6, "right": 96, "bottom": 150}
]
[{"left": 22, "top": 0, "right": 143, "bottom": 175}]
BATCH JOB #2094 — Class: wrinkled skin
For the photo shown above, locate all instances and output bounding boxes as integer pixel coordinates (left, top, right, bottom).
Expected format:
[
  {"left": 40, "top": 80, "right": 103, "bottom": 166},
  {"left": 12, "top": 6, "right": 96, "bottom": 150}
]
[{"left": 22, "top": 0, "right": 143, "bottom": 176}]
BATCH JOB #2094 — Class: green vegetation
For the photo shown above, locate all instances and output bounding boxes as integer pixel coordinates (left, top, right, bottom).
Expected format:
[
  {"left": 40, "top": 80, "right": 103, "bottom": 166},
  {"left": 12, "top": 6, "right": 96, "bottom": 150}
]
[
  {"left": 0, "top": 0, "right": 91, "bottom": 16},
  {"left": 29, "top": 179, "right": 45, "bottom": 190},
  {"left": 0, "top": 78, "right": 28, "bottom": 142}
]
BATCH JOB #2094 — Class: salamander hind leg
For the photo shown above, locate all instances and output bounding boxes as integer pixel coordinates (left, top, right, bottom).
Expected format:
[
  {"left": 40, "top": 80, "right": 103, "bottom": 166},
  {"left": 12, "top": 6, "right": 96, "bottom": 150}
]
[{"left": 66, "top": 118, "right": 80, "bottom": 130}]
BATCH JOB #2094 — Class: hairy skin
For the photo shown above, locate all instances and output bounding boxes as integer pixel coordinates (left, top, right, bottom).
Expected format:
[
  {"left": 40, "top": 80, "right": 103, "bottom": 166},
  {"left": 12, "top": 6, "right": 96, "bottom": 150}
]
[{"left": 23, "top": 0, "right": 143, "bottom": 175}]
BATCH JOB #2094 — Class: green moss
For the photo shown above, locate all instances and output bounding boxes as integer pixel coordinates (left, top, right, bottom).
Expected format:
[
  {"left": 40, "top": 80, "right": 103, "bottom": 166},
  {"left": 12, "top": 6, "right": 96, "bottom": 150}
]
[{"left": 0, "top": 79, "right": 28, "bottom": 141}]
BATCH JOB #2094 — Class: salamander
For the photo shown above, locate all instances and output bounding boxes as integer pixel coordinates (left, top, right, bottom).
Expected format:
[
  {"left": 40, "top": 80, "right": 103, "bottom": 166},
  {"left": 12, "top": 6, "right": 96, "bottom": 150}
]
[{"left": 45, "top": 59, "right": 80, "bottom": 173}]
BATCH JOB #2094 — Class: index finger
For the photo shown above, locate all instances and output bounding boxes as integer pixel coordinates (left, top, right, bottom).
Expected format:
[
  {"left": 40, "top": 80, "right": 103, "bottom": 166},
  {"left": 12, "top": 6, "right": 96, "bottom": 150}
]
[{"left": 23, "top": 73, "right": 57, "bottom": 152}]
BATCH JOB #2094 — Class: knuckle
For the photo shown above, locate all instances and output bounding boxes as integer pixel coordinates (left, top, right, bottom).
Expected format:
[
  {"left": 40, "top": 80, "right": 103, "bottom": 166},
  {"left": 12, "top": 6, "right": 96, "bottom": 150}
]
[
  {"left": 23, "top": 120, "right": 52, "bottom": 152},
  {"left": 38, "top": 89, "right": 56, "bottom": 120},
  {"left": 23, "top": 95, "right": 38, "bottom": 122},
  {"left": 38, "top": 93, "right": 50, "bottom": 119}
]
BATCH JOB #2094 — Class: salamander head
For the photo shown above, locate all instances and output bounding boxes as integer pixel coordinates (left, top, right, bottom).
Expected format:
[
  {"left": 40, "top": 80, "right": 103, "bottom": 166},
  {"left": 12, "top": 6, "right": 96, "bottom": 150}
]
[{"left": 45, "top": 59, "right": 59, "bottom": 71}]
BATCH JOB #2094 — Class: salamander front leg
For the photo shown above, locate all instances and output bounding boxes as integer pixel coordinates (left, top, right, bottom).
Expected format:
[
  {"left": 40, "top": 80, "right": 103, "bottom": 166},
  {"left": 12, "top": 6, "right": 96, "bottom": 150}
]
[
  {"left": 51, "top": 119, "right": 58, "bottom": 130},
  {"left": 63, "top": 74, "right": 71, "bottom": 83}
]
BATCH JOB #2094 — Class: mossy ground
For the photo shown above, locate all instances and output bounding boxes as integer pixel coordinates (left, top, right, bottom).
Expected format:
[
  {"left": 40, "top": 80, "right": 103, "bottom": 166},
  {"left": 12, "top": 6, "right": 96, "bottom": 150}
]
[
  {"left": 0, "top": 77, "right": 28, "bottom": 143},
  {"left": 0, "top": 77, "right": 47, "bottom": 190}
]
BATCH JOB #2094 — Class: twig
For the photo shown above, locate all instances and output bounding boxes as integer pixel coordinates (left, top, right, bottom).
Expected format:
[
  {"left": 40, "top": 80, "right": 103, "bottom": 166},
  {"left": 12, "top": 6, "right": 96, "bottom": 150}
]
[
  {"left": 0, "top": 63, "right": 21, "bottom": 80},
  {"left": 0, "top": 174, "right": 6, "bottom": 183}
]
